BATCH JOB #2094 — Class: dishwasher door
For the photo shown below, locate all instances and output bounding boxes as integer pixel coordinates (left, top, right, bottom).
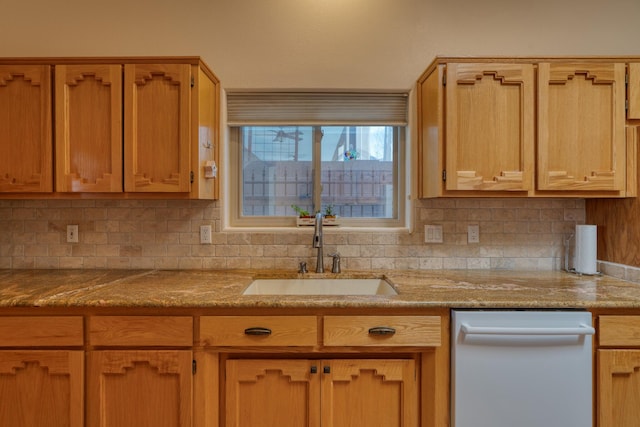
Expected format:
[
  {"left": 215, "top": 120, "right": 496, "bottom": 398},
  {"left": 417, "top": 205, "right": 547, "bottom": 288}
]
[{"left": 452, "top": 310, "right": 594, "bottom": 427}]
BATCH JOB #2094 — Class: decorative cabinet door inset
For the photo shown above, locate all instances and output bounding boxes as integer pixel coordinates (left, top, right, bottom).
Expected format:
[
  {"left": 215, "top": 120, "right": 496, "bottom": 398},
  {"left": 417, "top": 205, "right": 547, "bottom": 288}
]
[
  {"left": 322, "top": 359, "right": 417, "bottom": 427},
  {"left": 55, "top": 64, "right": 123, "bottom": 192},
  {"left": 0, "top": 350, "right": 83, "bottom": 427},
  {"left": 445, "top": 63, "right": 534, "bottom": 192},
  {"left": 124, "top": 64, "right": 191, "bottom": 192},
  {"left": 598, "top": 350, "right": 640, "bottom": 427},
  {"left": 88, "top": 350, "right": 192, "bottom": 427},
  {"left": 226, "top": 359, "right": 321, "bottom": 427},
  {"left": 225, "top": 359, "right": 417, "bottom": 427},
  {"left": 0, "top": 65, "right": 52, "bottom": 192},
  {"left": 538, "top": 63, "right": 626, "bottom": 192}
]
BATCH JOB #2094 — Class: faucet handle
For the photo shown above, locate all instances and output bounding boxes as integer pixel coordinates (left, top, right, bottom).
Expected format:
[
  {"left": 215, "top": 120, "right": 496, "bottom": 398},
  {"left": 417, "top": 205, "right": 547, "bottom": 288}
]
[
  {"left": 298, "top": 262, "right": 308, "bottom": 274},
  {"left": 329, "top": 253, "right": 341, "bottom": 274}
]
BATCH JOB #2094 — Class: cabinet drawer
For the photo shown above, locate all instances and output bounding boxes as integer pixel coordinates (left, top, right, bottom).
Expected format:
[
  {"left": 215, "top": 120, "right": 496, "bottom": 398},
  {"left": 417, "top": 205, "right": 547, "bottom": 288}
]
[
  {"left": 0, "top": 316, "right": 83, "bottom": 347},
  {"left": 199, "top": 316, "right": 317, "bottom": 347},
  {"left": 599, "top": 316, "right": 640, "bottom": 346},
  {"left": 89, "top": 316, "right": 193, "bottom": 347},
  {"left": 324, "top": 316, "right": 441, "bottom": 347}
]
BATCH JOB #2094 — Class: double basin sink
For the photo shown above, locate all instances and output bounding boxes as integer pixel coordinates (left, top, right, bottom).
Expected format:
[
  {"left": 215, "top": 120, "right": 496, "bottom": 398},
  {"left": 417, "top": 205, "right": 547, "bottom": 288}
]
[{"left": 242, "top": 278, "right": 398, "bottom": 296}]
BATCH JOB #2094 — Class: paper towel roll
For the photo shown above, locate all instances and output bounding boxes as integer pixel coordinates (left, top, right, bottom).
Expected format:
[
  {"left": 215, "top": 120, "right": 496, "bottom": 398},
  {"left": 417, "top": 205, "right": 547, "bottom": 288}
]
[{"left": 574, "top": 225, "right": 598, "bottom": 274}]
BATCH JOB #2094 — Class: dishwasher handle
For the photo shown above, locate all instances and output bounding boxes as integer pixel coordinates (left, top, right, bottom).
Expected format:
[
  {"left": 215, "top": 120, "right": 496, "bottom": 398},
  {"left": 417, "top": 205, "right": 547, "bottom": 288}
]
[{"left": 461, "top": 323, "right": 595, "bottom": 336}]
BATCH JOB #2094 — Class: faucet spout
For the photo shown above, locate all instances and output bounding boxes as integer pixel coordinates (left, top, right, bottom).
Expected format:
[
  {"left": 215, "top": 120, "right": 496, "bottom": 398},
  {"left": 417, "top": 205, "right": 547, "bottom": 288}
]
[{"left": 313, "top": 212, "right": 324, "bottom": 273}]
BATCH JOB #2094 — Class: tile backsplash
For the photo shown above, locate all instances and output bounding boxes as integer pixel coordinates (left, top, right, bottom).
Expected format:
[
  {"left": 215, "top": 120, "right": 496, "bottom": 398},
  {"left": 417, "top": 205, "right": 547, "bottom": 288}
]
[{"left": 0, "top": 198, "right": 584, "bottom": 270}]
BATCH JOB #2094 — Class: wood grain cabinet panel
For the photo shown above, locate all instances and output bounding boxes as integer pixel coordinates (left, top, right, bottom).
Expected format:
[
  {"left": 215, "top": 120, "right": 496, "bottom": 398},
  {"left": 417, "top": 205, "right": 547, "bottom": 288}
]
[
  {"left": 87, "top": 350, "right": 192, "bottom": 427},
  {"left": 55, "top": 64, "right": 123, "bottom": 192},
  {"left": 599, "top": 315, "right": 640, "bottom": 346},
  {"left": 0, "top": 316, "right": 83, "bottom": 347},
  {"left": 629, "top": 63, "right": 640, "bottom": 120},
  {"left": 324, "top": 315, "right": 441, "bottom": 347},
  {"left": 598, "top": 350, "right": 640, "bottom": 427},
  {"left": 417, "top": 62, "right": 535, "bottom": 197},
  {"left": 225, "top": 358, "right": 417, "bottom": 427},
  {"left": 444, "top": 63, "right": 535, "bottom": 192},
  {"left": 200, "top": 315, "right": 317, "bottom": 347},
  {"left": 0, "top": 65, "right": 52, "bottom": 193},
  {"left": 0, "top": 350, "right": 83, "bottom": 427},
  {"left": 88, "top": 316, "right": 193, "bottom": 347},
  {"left": 124, "top": 63, "right": 191, "bottom": 193},
  {"left": 537, "top": 62, "right": 627, "bottom": 193}
]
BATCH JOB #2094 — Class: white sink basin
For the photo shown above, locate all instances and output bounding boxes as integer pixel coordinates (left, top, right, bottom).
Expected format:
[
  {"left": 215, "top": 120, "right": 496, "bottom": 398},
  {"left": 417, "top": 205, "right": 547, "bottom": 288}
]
[{"left": 242, "top": 278, "right": 397, "bottom": 296}]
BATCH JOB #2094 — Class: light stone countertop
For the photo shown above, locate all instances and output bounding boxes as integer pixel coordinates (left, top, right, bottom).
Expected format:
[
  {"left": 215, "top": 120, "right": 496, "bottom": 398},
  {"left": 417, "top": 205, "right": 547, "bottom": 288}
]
[{"left": 1, "top": 269, "right": 640, "bottom": 309}]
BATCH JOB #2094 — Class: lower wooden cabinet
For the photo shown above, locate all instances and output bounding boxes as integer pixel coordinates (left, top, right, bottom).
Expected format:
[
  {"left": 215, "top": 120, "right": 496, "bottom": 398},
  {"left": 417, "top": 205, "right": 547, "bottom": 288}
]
[
  {"left": 87, "top": 350, "right": 193, "bottom": 427},
  {"left": 225, "top": 358, "right": 417, "bottom": 427},
  {"left": 0, "top": 350, "right": 84, "bottom": 427},
  {"left": 598, "top": 350, "right": 640, "bottom": 427},
  {"left": 597, "top": 315, "right": 640, "bottom": 427}
]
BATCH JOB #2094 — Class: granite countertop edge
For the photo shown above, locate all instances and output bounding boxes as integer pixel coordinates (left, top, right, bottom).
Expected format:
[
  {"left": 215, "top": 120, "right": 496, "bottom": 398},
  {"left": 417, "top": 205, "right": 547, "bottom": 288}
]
[{"left": 1, "top": 268, "right": 640, "bottom": 310}]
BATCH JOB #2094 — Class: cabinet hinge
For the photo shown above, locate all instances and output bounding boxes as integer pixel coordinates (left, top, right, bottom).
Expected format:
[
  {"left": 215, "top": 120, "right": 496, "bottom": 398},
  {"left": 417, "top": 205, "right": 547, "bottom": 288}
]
[
  {"left": 192, "top": 360, "right": 197, "bottom": 375},
  {"left": 442, "top": 73, "right": 446, "bottom": 87},
  {"left": 190, "top": 171, "right": 195, "bottom": 184},
  {"left": 442, "top": 170, "right": 447, "bottom": 182},
  {"left": 191, "top": 76, "right": 195, "bottom": 88}
]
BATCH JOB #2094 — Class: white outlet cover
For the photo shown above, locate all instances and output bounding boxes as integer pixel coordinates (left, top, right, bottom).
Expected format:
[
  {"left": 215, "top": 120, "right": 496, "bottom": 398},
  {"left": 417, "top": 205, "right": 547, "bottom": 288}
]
[
  {"left": 200, "top": 225, "right": 212, "bottom": 244},
  {"left": 467, "top": 224, "right": 480, "bottom": 243}
]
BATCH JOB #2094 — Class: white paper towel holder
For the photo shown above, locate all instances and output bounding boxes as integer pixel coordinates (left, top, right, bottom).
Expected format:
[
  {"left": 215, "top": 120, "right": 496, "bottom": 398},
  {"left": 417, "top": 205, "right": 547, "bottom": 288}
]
[{"left": 564, "top": 225, "right": 601, "bottom": 276}]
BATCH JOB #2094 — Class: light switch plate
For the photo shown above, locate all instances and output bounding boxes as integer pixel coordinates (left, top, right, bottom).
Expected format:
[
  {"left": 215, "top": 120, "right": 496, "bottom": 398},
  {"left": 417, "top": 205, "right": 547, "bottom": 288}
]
[
  {"left": 425, "top": 224, "right": 443, "bottom": 243},
  {"left": 67, "top": 225, "right": 79, "bottom": 243}
]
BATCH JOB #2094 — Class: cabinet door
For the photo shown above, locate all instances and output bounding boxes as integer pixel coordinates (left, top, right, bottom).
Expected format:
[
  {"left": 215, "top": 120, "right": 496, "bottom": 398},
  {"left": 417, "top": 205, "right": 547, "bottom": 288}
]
[
  {"left": 124, "top": 63, "right": 191, "bottom": 192},
  {"left": 629, "top": 63, "right": 640, "bottom": 120},
  {"left": 55, "top": 64, "right": 123, "bottom": 192},
  {"left": 322, "top": 359, "right": 417, "bottom": 427},
  {"left": 87, "top": 350, "right": 192, "bottom": 427},
  {"left": 0, "top": 350, "right": 83, "bottom": 427},
  {"left": 0, "top": 65, "right": 52, "bottom": 192},
  {"left": 598, "top": 350, "right": 640, "bottom": 427},
  {"left": 445, "top": 63, "right": 534, "bottom": 192},
  {"left": 226, "top": 359, "right": 321, "bottom": 427},
  {"left": 538, "top": 62, "right": 626, "bottom": 192}
]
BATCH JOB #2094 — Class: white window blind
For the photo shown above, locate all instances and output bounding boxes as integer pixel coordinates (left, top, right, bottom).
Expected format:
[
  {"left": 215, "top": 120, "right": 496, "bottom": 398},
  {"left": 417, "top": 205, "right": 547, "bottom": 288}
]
[{"left": 226, "top": 91, "right": 408, "bottom": 126}]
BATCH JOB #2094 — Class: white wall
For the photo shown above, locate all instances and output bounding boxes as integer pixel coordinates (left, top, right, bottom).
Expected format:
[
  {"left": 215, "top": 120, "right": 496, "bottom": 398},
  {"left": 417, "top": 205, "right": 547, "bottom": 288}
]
[{"left": 2, "top": 0, "right": 639, "bottom": 89}]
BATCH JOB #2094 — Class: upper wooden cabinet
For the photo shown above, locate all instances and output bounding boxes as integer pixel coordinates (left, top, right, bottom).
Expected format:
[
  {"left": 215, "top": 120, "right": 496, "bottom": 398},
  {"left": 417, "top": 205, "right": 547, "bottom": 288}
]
[
  {"left": 443, "top": 63, "right": 534, "bottom": 192},
  {"left": 630, "top": 63, "right": 640, "bottom": 120},
  {"left": 537, "top": 63, "right": 626, "bottom": 193},
  {"left": 0, "top": 65, "right": 52, "bottom": 193},
  {"left": 0, "top": 57, "right": 220, "bottom": 199},
  {"left": 417, "top": 57, "right": 637, "bottom": 198},
  {"left": 55, "top": 64, "right": 123, "bottom": 192},
  {"left": 124, "top": 63, "right": 191, "bottom": 193}
]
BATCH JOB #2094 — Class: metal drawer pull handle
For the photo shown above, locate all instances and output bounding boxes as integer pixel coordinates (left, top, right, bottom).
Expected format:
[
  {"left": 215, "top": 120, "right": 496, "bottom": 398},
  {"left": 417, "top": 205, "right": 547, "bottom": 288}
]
[
  {"left": 244, "top": 327, "right": 272, "bottom": 336},
  {"left": 368, "top": 326, "right": 396, "bottom": 336}
]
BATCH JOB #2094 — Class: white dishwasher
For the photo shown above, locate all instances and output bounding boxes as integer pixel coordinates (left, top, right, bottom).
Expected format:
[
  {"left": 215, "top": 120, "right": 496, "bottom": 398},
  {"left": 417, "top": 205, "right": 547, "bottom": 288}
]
[{"left": 452, "top": 310, "right": 594, "bottom": 427}]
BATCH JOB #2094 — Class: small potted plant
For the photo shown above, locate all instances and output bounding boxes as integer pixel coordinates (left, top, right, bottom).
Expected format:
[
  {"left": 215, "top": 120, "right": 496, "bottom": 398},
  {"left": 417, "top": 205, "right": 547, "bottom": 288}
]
[
  {"left": 323, "top": 204, "right": 339, "bottom": 225},
  {"left": 323, "top": 204, "right": 335, "bottom": 218},
  {"left": 291, "top": 204, "right": 315, "bottom": 226}
]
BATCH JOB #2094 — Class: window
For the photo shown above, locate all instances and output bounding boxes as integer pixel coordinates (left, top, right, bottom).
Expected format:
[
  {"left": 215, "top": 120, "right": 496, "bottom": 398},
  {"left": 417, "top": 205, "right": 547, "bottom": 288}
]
[{"left": 227, "top": 92, "right": 407, "bottom": 228}]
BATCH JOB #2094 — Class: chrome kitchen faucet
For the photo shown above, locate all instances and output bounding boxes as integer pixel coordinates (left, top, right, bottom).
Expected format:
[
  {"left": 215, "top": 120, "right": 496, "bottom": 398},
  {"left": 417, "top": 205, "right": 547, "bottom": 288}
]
[{"left": 313, "top": 212, "right": 324, "bottom": 273}]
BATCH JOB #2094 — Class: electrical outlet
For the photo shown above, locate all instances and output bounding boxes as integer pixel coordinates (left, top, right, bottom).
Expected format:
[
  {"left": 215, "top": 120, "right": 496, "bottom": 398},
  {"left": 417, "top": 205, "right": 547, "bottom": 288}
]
[
  {"left": 67, "top": 225, "right": 79, "bottom": 243},
  {"left": 424, "top": 224, "right": 443, "bottom": 243},
  {"left": 467, "top": 224, "right": 480, "bottom": 244},
  {"left": 200, "top": 225, "right": 212, "bottom": 244}
]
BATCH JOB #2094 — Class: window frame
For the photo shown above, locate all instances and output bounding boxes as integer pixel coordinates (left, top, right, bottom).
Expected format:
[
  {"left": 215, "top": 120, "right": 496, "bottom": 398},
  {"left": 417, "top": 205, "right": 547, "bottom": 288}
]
[{"left": 228, "top": 125, "right": 406, "bottom": 229}]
